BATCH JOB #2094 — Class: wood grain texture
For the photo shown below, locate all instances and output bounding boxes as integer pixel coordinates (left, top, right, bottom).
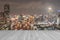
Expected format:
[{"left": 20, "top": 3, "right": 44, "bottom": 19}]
[{"left": 0, "top": 30, "right": 60, "bottom": 40}]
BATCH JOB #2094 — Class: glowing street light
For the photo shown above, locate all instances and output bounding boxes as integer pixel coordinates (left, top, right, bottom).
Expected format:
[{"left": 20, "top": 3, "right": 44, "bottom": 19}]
[
  {"left": 48, "top": 7, "right": 52, "bottom": 10},
  {"left": 48, "top": 7, "right": 53, "bottom": 12}
]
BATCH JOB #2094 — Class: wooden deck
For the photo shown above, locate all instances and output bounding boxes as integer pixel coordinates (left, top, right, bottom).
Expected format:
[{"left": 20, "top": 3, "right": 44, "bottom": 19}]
[{"left": 0, "top": 30, "right": 60, "bottom": 40}]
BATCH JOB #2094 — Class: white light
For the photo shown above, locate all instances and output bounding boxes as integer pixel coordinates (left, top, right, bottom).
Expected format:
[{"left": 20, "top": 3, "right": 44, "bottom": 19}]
[
  {"left": 23, "top": 16, "right": 26, "bottom": 18},
  {"left": 48, "top": 7, "right": 53, "bottom": 12},
  {"left": 48, "top": 7, "right": 52, "bottom": 10}
]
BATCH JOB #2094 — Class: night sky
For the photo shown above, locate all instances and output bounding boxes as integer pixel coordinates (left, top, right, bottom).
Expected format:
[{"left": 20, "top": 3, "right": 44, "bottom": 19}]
[{"left": 0, "top": 0, "right": 60, "bottom": 15}]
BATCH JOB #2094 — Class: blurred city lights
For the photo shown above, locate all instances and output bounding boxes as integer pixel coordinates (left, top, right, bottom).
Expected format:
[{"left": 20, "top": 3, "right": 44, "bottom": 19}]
[
  {"left": 48, "top": 7, "right": 53, "bottom": 13},
  {"left": 48, "top": 7, "right": 52, "bottom": 10}
]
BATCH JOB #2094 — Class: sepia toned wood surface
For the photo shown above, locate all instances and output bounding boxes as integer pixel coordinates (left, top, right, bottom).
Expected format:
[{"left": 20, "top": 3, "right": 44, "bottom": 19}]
[{"left": 0, "top": 30, "right": 60, "bottom": 40}]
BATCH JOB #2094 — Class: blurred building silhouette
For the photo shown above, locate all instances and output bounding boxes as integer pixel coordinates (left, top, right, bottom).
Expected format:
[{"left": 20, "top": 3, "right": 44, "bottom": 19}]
[{"left": 0, "top": 4, "right": 10, "bottom": 30}]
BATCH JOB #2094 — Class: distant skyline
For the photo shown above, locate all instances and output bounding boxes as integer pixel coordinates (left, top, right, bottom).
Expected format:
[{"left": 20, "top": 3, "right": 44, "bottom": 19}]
[{"left": 0, "top": 0, "right": 60, "bottom": 15}]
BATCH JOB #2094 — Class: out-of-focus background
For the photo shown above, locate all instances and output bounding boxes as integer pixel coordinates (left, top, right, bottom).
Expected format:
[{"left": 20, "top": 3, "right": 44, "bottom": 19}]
[{"left": 0, "top": 0, "right": 60, "bottom": 30}]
